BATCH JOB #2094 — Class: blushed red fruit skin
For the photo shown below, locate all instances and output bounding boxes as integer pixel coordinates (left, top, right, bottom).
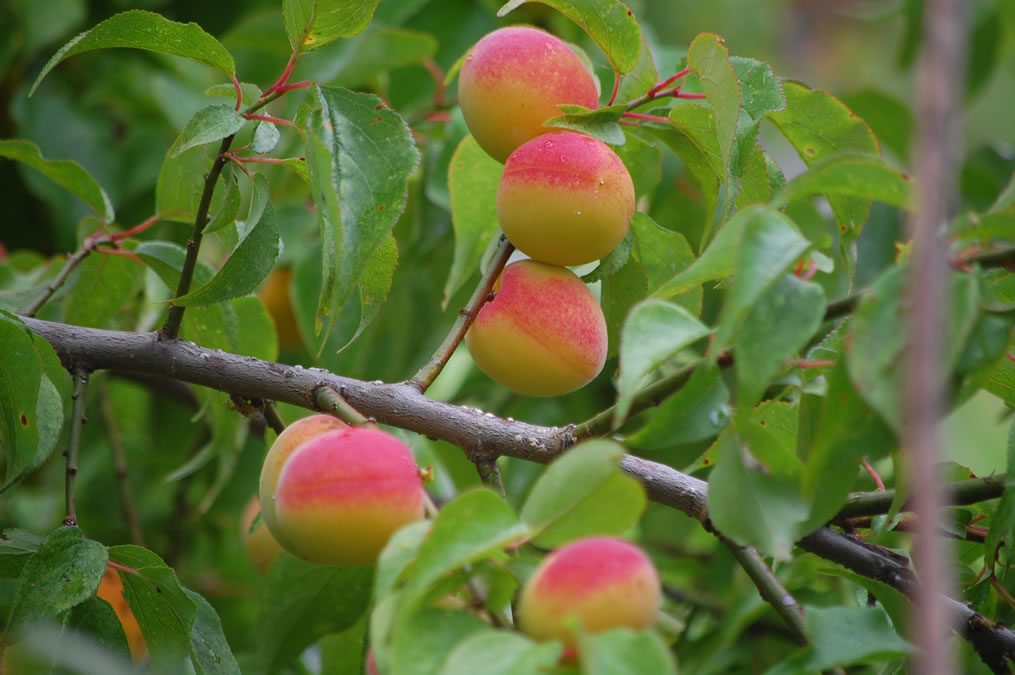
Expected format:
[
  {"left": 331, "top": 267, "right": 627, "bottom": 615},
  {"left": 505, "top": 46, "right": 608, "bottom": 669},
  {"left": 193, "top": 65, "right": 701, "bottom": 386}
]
[
  {"left": 518, "top": 537, "right": 662, "bottom": 645},
  {"left": 269, "top": 427, "right": 425, "bottom": 566},
  {"left": 498, "top": 131, "right": 635, "bottom": 266},
  {"left": 465, "top": 260, "right": 607, "bottom": 397},
  {"left": 458, "top": 26, "right": 600, "bottom": 163}
]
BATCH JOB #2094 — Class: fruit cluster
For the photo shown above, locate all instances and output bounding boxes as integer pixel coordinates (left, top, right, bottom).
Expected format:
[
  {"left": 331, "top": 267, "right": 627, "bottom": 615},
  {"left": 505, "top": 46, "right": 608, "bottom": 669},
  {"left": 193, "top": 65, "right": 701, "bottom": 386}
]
[{"left": 459, "top": 26, "right": 636, "bottom": 397}]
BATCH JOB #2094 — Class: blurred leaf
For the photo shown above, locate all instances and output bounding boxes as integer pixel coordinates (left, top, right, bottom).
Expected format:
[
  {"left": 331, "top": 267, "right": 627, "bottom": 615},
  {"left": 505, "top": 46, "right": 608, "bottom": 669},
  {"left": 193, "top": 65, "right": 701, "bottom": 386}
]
[
  {"left": 442, "top": 631, "right": 561, "bottom": 675},
  {"left": 252, "top": 554, "right": 372, "bottom": 675},
  {"left": 818, "top": 569, "right": 909, "bottom": 637},
  {"left": 31, "top": 10, "right": 236, "bottom": 95},
  {"left": 771, "top": 154, "right": 913, "bottom": 212},
  {"left": 627, "top": 364, "right": 729, "bottom": 449},
  {"left": 616, "top": 36, "right": 658, "bottom": 104},
  {"left": 616, "top": 298, "right": 711, "bottom": 423},
  {"left": 0, "top": 139, "right": 114, "bottom": 222},
  {"left": 840, "top": 89, "right": 913, "bottom": 158},
  {"left": 497, "top": 0, "right": 642, "bottom": 73},
  {"left": 615, "top": 131, "right": 662, "bottom": 196},
  {"left": 173, "top": 201, "right": 280, "bottom": 306},
  {"left": 709, "top": 430, "right": 808, "bottom": 560},
  {"left": 63, "top": 252, "right": 145, "bottom": 328},
  {"left": 715, "top": 207, "right": 811, "bottom": 350},
  {"left": 334, "top": 27, "right": 437, "bottom": 86},
  {"left": 578, "top": 628, "right": 678, "bottom": 675},
  {"left": 967, "top": 7, "right": 1001, "bottom": 101},
  {"left": 390, "top": 609, "right": 491, "bottom": 675},
  {"left": 520, "top": 440, "right": 646, "bottom": 546},
  {"left": 109, "top": 545, "right": 197, "bottom": 670},
  {"left": 736, "top": 274, "right": 826, "bottom": 409},
  {"left": 6, "top": 623, "right": 134, "bottom": 675},
  {"left": 443, "top": 135, "right": 502, "bottom": 308},
  {"left": 10, "top": 527, "right": 107, "bottom": 631},
  {"left": 156, "top": 144, "right": 226, "bottom": 223},
  {"left": 544, "top": 104, "right": 626, "bottom": 145},
  {"left": 185, "top": 589, "right": 241, "bottom": 675},
  {"left": 804, "top": 606, "right": 912, "bottom": 669},
  {"left": 397, "top": 489, "right": 529, "bottom": 622},
  {"left": 205, "top": 81, "right": 262, "bottom": 107},
  {"left": 283, "top": 0, "right": 381, "bottom": 52},
  {"left": 375, "top": 521, "right": 431, "bottom": 598},
  {"left": 135, "top": 241, "right": 214, "bottom": 291},
  {"left": 68, "top": 595, "right": 131, "bottom": 660},
  {"left": 168, "top": 104, "right": 245, "bottom": 159},
  {"left": 769, "top": 82, "right": 880, "bottom": 237},
  {"left": 985, "top": 420, "right": 1015, "bottom": 567},
  {"left": 335, "top": 233, "right": 398, "bottom": 353},
  {"left": 0, "top": 529, "right": 44, "bottom": 578}
]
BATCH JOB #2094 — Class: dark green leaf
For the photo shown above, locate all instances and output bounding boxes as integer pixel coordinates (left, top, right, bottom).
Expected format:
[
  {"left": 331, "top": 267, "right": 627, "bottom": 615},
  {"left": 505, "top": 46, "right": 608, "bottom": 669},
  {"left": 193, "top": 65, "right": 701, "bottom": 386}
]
[
  {"left": 155, "top": 144, "right": 226, "bottom": 223},
  {"left": 818, "top": 569, "right": 909, "bottom": 636},
  {"left": 601, "top": 253, "right": 650, "bottom": 359},
  {"left": 390, "top": 609, "right": 491, "bottom": 675},
  {"left": 31, "top": 10, "right": 236, "bottom": 95},
  {"left": 578, "top": 628, "right": 678, "bottom": 675},
  {"left": 627, "top": 364, "right": 729, "bottom": 449},
  {"left": 0, "top": 312, "right": 44, "bottom": 491},
  {"left": 173, "top": 201, "right": 280, "bottom": 306},
  {"left": 630, "top": 213, "right": 699, "bottom": 314},
  {"left": 615, "top": 131, "right": 662, "bottom": 196},
  {"left": 967, "top": 7, "right": 1001, "bottom": 101},
  {"left": 205, "top": 81, "right": 262, "bottom": 107},
  {"left": 204, "top": 172, "right": 241, "bottom": 234},
  {"left": 581, "top": 230, "right": 632, "bottom": 284},
  {"left": 283, "top": 0, "right": 381, "bottom": 52},
  {"left": 0, "top": 139, "right": 114, "bottom": 222},
  {"left": 772, "top": 154, "right": 913, "bottom": 212},
  {"left": 168, "top": 104, "right": 245, "bottom": 159},
  {"left": 840, "top": 89, "right": 913, "bottom": 158},
  {"left": 11, "top": 527, "right": 108, "bottom": 630},
  {"left": 186, "top": 589, "right": 241, "bottom": 675},
  {"left": 334, "top": 233, "right": 398, "bottom": 353},
  {"left": 63, "top": 252, "right": 145, "bottom": 328},
  {"left": 442, "top": 631, "right": 562, "bottom": 675},
  {"left": 443, "top": 135, "right": 502, "bottom": 309},
  {"left": 616, "top": 298, "right": 711, "bottom": 422},
  {"left": 135, "top": 241, "right": 214, "bottom": 291},
  {"left": 520, "top": 440, "right": 646, "bottom": 546},
  {"left": 0, "top": 529, "right": 44, "bottom": 578},
  {"left": 615, "top": 36, "right": 658, "bottom": 104},
  {"left": 68, "top": 596, "right": 131, "bottom": 660},
  {"left": 736, "top": 274, "right": 826, "bottom": 409},
  {"left": 497, "top": 0, "right": 642, "bottom": 73},
  {"left": 544, "top": 104, "right": 626, "bottom": 145},
  {"left": 334, "top": 28, "right": 437, "bottom": 87},
  {"left": 644, "top": 119, "right": 721, "bottom": 238},
  {"left": 985, "top": 420, "right": 1015, "bottom": 567},
  {"left": 805, "top": 606, "right": 912, "bottom": 669},
  {"left": 252, "top": 554, "right": 372, "bottom": 675}
]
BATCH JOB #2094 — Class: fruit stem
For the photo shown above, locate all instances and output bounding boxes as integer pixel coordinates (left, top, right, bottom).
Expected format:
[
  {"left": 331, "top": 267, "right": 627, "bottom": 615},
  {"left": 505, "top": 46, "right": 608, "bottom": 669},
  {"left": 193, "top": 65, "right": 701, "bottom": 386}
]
[
  {"left": 408, "top": 236, "right": 515, "bottom": 393},
  {"left": 99, "top": 383, "right": 144, "bottom": 545},
  {"left": 315, "top": 386, "right": 371, "bottom": 426},
  {"left": 607, "top": 71, "right": 621, "bottom": 106},
  {"left": 63, "top": 368, "right": 89, "bottom": 527},
  {"left": 646, "top": 67, "right": 691, "bottom": 98}
]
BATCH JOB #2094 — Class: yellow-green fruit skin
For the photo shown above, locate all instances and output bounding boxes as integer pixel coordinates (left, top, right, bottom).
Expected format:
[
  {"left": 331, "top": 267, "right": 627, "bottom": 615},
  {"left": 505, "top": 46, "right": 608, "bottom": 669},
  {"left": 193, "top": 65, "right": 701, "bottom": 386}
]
[
  {"left": 518, "top": 537, "right": 661, "bottom": 645},
  {"left": 259, "top": 414, "right": 348, "bottom": 552},
  {"left": 498, "top": 131, "right": 635, "bottom": 266},
  {"left": 263, "top": 426, "right": 425, "bottom": 566},
  {"left": 465, "top": 260, "right": 607, "bottom": 397},
  {"left": 458, "top": 26, "right": 600, "bottom": 163},
  {"left": 241, "top": 495, "right": 284, "bottom": 575}
]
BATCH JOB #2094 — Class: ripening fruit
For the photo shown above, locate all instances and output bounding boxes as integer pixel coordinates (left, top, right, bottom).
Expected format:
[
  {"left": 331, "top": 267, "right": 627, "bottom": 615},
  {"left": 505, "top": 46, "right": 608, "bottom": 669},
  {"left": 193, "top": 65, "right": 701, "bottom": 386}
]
[
  {"left": 241, "top": 495, "right": 284, "bottom": 575},
  {"left": 465, "top": 260, "right": 607, "bottom": 397},
  {"left": 259, "top": 267, "right": 303, "bottom": 352},
  {"left": 259, "top": 414, "right": 349, "bottom": 549},
  {"left": 97, "top": 567, "right": 147, "bottom": 661},
  {"left": 260, "top": 426, "right": 426, "bottom": 566},
  {"left": 498, "top": 131, "right": 635, "bottom": 266},
  {"left": 518, "top": 537, "right": 661, "bottom": 645},
  {"left": 458, "top": 26, "right": 600, "bottom": 163}
]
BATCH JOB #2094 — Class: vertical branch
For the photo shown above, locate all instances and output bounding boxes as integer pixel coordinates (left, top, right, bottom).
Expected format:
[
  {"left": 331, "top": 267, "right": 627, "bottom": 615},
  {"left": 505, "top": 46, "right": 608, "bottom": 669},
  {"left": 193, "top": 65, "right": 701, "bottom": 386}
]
[
  {"left": 99, "top": 383, "right": 144, "bottom": 545},
  {"left": 906, "top": 1, "right": 966, "bottom": 673},
  {"left": 473, "top": 453, "right": 506, "bottom": 498},
  {"left": 64, "top": 368, "right": 90, "bottom": 526}
]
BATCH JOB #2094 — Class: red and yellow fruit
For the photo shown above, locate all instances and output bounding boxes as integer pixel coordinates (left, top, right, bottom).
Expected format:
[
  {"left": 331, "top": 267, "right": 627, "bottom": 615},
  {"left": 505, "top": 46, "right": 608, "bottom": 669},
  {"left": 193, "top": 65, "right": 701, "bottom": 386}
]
[
  {"left": 241, "top": 495, "right": 284, "bottom": 575},
  {"left": 465, "top": 260, "right": 607, "bottom": 397},
  {"left": 517, "top": 537, "right": 661, "bottom": 645},
  {"left": 498, "top": 131, "right": 635, "bottom": 266},
  {"left": 458, "top": 26, "right": 599, "bottom": 163},
  {"left": 260, "top": 267, "right": 303, "bottom": 352},
  {"left": 260, "top": 423, "right": 425, "bottom": 566},
  {"left": 97, "top": 567, "right": 147, "bottom": 661}
]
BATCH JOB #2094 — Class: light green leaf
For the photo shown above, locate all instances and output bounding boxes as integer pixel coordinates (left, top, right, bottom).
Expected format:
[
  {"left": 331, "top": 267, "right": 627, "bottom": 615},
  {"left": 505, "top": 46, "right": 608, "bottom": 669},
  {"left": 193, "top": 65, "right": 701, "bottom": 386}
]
[
  {"left": 544, "top": 104, "right": 626, "bottom": 145},
  {"left": 186, "top": 589, "right": 241, "bottom": 675},
  {"left": 627, "top": 365, "right": 729, "bottom": 449},
  {"left": 155, "top": 144, "right": 226, "bottom": 223},
  {"left": 283, "top": 0, "right": 381, "bottom": 52},
  {"left": 840, "top": 89, "right": 913, "bottom": 158},
  {"left": 442, "top": 631, "right": 562, "bottom": 675},
  {"left": 772, "top": 154, "right": 914, "bottom": 212},
  {"left": 687, "top": 33, "right": 740, "bottom": 189},
  {"left": 251, "top": 122, "right": 281, "bottom": 154},
  {"left": 389, "top": 609, "right": 491, "bottom": 675},
  {"left": 578, "top": 628, "right": 678, "bottom": 675},
  {"left": 0, "top": 139, "right": 114, "bottom": 222},
  {"left": 205, "top": 81, "right": 262, "bottom": 107},
  {"left": 168, "top": 104, "right": 245, "bottom": 159},
  {"left": 497, "top": 0, "right": 642, "bottom": 73},
  {"left": 333, "top": 27, "right": 437, "bottom": 87},
  {"left": 616, "top": 298, "right": 712, "bottom": 423},
  {"left": 31, "top": 10, "right": 235, "bottom": 95},
  {"left": 804, "top": 606, "right": 912, "bottom": 669},
  {"left": 443, "top": 135, "right": 503, "bottom": 308}
]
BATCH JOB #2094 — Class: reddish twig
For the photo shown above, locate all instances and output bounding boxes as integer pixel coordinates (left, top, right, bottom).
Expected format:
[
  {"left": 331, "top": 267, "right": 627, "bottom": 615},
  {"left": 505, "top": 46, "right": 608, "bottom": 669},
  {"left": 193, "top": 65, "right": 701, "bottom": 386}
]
[
  {"left": 608, "top": 71, "right": 621, "bottom": 106},
  {"left": 243, "top": 113, "right": 293, "bottom": 126},
  {"left": 646, "top": 67, "right": 690, "bottom": 98}
]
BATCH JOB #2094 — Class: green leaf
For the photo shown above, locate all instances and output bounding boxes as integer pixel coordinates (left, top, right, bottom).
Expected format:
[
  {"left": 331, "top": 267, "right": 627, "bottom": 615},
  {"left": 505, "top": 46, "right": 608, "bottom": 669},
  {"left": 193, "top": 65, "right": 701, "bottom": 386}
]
[
  {"left": 68, "top": 596, "right": 131, "bottom": 661},
  {"left": 168, "top": 104, "right": 245, "bottom": 159},
  {"left": 708, "top": 430, "right": 809, "bottom": 560},
  {"left": 544, "top": 104, "right": 626, "bottom": 145},
  {"left": 155, "top": 144, "right": 226, "bottom": 223},
  {"left": 627, "top": 364, "right": 729, "bottom": 449},
  {"left": 0, "top": 313, "right": 44, "bottom": 491},
  {"left": 335, "top": 233, "right": 398, "bottom": 353},
  {"left": 443, "top": 135, "right": 503, "bottom": 309},
  {"left": 601, "top": 253, "right": 650, "bottom": 360},
  {"left": 520, "top": 440, "right": 646, "bottom": 546},
  {"left": 185, "top": 589, "right": 241, "bottom": 675},
  {"left": 818, "top": 568, "right": 910, "bottom": 637},
  {"left": 10, "top": 527, "right": 108, "bottom": 631},
  {"left": 714, "top": 207, "right": 811, "bottom": 350},
  {"left": 581, "top": 230, "right": 632, "bottom": 284},
  {"left": 63, "top": 251, "right": 145, "bottom": 328},
  {"left": 109, "top": 544, "right": 198, "bottom": 670},
  {"left": 31, "top": 10, "right": 236, "bottom": 95},
  {"left": 172, "top": 201, "right": 280, "bottom": 306},
  {"left": 497, "top": 0, "right": 642, "bottom": 73},
  {"left": 283, "top": 0, "right": 382, "bottom": 52},
  {"left": 645, "top": 118, "right": 721, "bottom": 236},
  {"left": 251, "top": 554, "right": 372, "bottom": 675},
  {"left": 630, "top": 213, "right": 699, "bottom": 314},
  {"left": 986, "top": 421, "right": 1015, "bottom": 567},
  {"left": 736, "top": 275, "right": 826, "bottom": 409},
  {"left": 0, "top": 529, "right": 44, "bottom": 578},
  {"left": 205, "top": 81, "right": 262, "bottom": 107},
  {"left": 390, "top": 609, "right": 491, "bottom": 675},
  {"left": 375, "top": 521, "right": 431, "bottom": 599},
  {"left": 615, "top": 36, "right": 658, "bottom": 105},
  {"left": 738, "top": 401, "right": 802, "bottom": 476},
  {"left": 768, "top": 82, "right": 880, "bottom": 237},
  {"left": 578, "top": 628, "right": 678, "bottom": 675},
  {"left": 251, "top": 121, "right": 280, "bottom": 154},
  {"left": 204, "top": 171, "right": 241, "bottom": 234},
  {"left": 804, "top": 606, "right": 912, "bottom": 669},
  {"left": 302, "top": 86, "right": 420, "bottom": 336},
  {"left": 772, "top": 153, "right": 913, "bottom": 212},
  {"left": 397, "top": 489, "right": 529, "bottom": 623},
  {"left": 615, "top": 131, "right": 662, "bottom": 197},
  {"left": 616, "top": 298, "right": 712, "bottom": 423},
  {"left": 135, "top": 241, "right": 214, "bottom": 291},
  {"left": 6, "top": 623, "right": 134, "bottom": 675},
  {"left": 730, "top": 56, "right": 785, "bottom": 120},
  {"left": 0, "top": 139, "right": 114, "bottom": 222},
  {"left": 334, "top": 27, "right": 438, "bottom": 87},
  {"left": 687, "top": 34, "right": 740, "bottom": 191},
  {"left": 840, "top": 89, "right": 913, "bottom": 158},
  {"left": 442, "top": 631, "right": 562, "bottom": 675}
]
